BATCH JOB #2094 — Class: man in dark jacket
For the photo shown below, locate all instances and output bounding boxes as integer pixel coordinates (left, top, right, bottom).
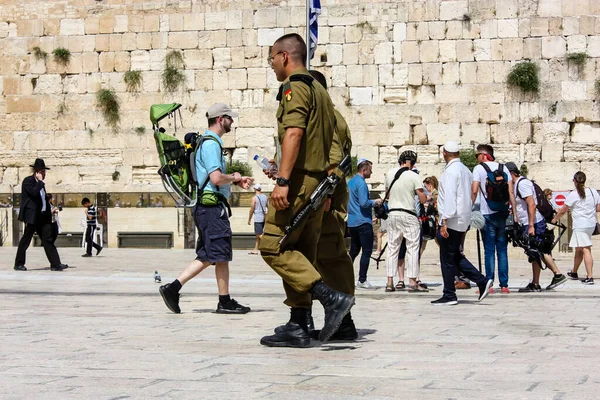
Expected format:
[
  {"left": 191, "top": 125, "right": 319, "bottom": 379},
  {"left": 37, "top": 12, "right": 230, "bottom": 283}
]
[{"left": 14, "top": 159, "right": 67, "bottom": 271}]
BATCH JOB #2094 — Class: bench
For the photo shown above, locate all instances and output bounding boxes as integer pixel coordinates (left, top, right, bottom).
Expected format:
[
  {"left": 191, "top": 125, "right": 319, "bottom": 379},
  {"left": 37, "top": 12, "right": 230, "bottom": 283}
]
[
  {"left": 117, "top": 232, "right": 173, "bottom": 248},
  {"left": 33, "top": 232, "right": 84, "bottom": 248}
]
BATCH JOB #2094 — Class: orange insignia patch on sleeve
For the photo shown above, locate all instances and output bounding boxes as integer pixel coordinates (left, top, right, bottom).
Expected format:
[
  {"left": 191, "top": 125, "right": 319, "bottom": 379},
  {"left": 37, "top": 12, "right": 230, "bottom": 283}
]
[{"left": 285, "top": 88, "right": 292, "bottom": 101}]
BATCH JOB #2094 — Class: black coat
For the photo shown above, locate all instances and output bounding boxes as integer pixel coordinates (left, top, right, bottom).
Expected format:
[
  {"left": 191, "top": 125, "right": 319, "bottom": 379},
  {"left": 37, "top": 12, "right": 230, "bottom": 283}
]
[{"left": 18, "top": 175, "right": 51, "bottom": 226}]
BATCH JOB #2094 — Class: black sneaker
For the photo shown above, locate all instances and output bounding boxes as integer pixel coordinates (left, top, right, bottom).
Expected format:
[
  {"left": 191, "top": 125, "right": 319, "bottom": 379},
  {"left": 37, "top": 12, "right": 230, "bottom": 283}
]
[
  {"left": 431, "top": 297, "right": 458, "bottom": 306},
  {"left": 50, "top": 264, "right": 66, "bottom": 271},
  {"left": 159, "top": 284, "right": 181, "bottom": 313},
  {"left": 96, "top": 247, "right": 103, "bottom": 256},
  {"left": 81, "top": 254, "right": 92, "bottom": 257},
  {"left": 518, "top": 282, "right": 542, "bottom": 292},
  {"left": 478, "top": 279, "right": 493, "bottom": 302},
  {"left": 567, "top": 271, "right": 579, "bottom": 280},
  {"left": 582, "top": 278, "right": 594, "bottom": 285},
  {"left": 216, "top": 298, "right": 251, "bottom": 314},
  {"left": 546, "top": 274, "right": 568, "bottom": 290},
  {"left": 14, "top": 265, "right": 27, "bottom": 271}
]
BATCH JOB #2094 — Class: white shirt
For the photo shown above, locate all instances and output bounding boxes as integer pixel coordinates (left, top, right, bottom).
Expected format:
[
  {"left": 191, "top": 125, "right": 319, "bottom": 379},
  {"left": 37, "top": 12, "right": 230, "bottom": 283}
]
[
  {"left": 385, "top": 167, "right": 423, "bottom": 215},
  {"left": 40, "top": 186, "right": 46, "bottom": 212},
  {"left": 472, "top": 161, "right": 502, "bottom": 215},
  {"left": 566, "top": 188, "right": 600, "bottom": 229},
  {"left": 514, "top": 177, "right": 544, "bottom": 225},
  {"left": 438, "top": 158, "right": 473, "bottom": 232}
]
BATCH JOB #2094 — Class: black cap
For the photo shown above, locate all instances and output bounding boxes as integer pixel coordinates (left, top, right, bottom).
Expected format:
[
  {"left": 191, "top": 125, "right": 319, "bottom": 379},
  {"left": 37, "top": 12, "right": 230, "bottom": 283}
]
[{"left": 505, "top": 162, "right": 520, "bottom": 174}]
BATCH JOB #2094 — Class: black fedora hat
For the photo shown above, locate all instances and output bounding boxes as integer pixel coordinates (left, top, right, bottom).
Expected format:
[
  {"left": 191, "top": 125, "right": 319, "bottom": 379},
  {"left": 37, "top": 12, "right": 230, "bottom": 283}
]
[{"left": 31, "top": 158, "right": 50, "bottom": 170}]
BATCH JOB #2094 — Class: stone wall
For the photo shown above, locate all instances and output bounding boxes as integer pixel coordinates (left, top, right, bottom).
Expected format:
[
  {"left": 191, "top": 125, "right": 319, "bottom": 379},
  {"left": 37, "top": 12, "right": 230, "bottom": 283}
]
[{"left": 1, "top": 0, "right": 600, "bottom": 196}]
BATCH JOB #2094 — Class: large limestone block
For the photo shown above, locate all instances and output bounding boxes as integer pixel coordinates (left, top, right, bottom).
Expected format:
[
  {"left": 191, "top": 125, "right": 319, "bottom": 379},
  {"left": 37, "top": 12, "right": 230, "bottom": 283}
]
[
  {"left": 564, "top": 144, "right": 600, "bottom": 162},
  {"left": 6, "top": 96, "right": 41, "bottom": 113},
  {"left": 254, "top": 8, "right": 277, "bottom": 28},
  {"left": 247, "top": 68, "right": 267, "bottom": 89},
  {"left": 561, "top": 81, "right": 587, "bottom": 102},
  {"left": 459, "top": 62, "right": 478, "bottom": 84},
  {"left": 456, "top": 40, "right": 474, "bottom": 61},
  {"left": 328, "top": 5, "right": 359, "bottom": 26},
  {"left": 393, "top": 23, "right": 407, "bottom": 42},
  {"left": 184, "top": 49, "right": 213, "bottom": 69},
  {"left": 130, "top": 51, "right": 150, "bottom": 71},
  {"left": 419, "top": 40, "right": 439, "bottom": 63},
  {"left": 325, "top": 44, "right": 344, "bottom": 66},
  {"left": 60, "top": 19, "right": 85, "bottom": 36},
  {"left": 422, "top": 63, "right": 442, "bottom": 85},
  {"left": 567, "top": 35, "right": 587, "bottom": 53},
  {"left": 343, "top": 43, "right": 359, "bottom": 65},
  {"left": 353, "top": 145, "right": 378, "bottom": 162},
  {"left": 349, "top": 87, "right": 373, "bottom": 106},
  {"left": 523, "top": 37, "right": 542, "bottom": 59},
  {"left": 533, "top": 122, "right": 570, "bottom": 143},
  {"left": 228, "top": 69, "right": 247, "bottom": 90},
  {"left": 401, "top": 41, "right": 420, "bottom": 63},
  {"left": 542, "top": 36, "right": 566, "bottom": 59},
  {"left": 588, "top": 37, "right": 600, "bottom": 57},
  {"left": 374, "top": 42, "right": 393, "bottom": 65},
  {"left": 502, "top": 38, "right": 523, "bottom": 60},
  {"left": 480, "top": 19, "right": 497, "bottom": 38},
  {"left": 379, "top": 64, "right": 408, "bottom": 87},
  {"left": 257, "top": 28, "right": 284, "bottom": 46},
  {"left": 168, "top": 32, "right": 198, "bottom": 49},
  {"left": 498, "top": 19, "right": 519, "bottom": 38},
  {"left": 571, "top": 123, "right": 600, "bottom": 143},
  {"left": 114, "top": 52, "right": 131, "bottom": 73},
  {"left": 408, "top": 85, "right": 435, "bottom": 105},
  {"left": 493, "top": 123, "right": 531, "bottom": 144},
  {"left": 461, "top": 123, "right": 490, "bottom": 144},
  {"left": 489, "top": 144, "right": 521, "bottom": 163},
  {"left": 445, "top": 21, "right": 463, "bottom": 39},
  {"left": 439, "top": 1, "right": 468, "bottom": 21},
  {"left": 429, "top": 21, "right": 446, "bottom": 40},
  {"left": 378, "top": 146, "right": 398, "bottom": 164},
  {"left": 474, "top": 39, "right": 491, "bottom": 61},
  {"left": 426, "top": 123, "right": 460, "bottom": 145},
  {"left": 439, "top": 40, "right": 457, "bottom": 62},
  {"left": 212, "top": 48, "right": 231, "bottom": 69},
  {"left": 530, "top": 18, "right": 549, "bottom": 37},
  {"left": 524, "top": 144, "right": 542, "bottom": 163},
  {"left": 99, "top": 52, "right": 115, "bottom": 72},
  {"left": 235, "top": 128, "right": 273, "bottom": 147}
]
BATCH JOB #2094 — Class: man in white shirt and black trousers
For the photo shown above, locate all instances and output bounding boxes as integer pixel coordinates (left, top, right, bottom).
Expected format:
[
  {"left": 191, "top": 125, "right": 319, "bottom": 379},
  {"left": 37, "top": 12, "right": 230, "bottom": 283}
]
[{"left": 432, "top": 142, "right": 493, "bottom": 306}]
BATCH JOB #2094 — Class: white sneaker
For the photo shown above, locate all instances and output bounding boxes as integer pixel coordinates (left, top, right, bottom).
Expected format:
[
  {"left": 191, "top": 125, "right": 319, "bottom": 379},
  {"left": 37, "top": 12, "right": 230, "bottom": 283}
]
[{"left": 356, "top": 280, "right": 373, "bottom": 289}]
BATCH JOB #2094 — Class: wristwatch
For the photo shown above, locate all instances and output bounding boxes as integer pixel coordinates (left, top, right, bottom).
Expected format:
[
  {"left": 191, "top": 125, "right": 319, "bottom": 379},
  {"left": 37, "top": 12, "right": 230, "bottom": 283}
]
[
  {"left": 276, "top": 177, "right": 290, "bottom": 187},
  {"left": 440, "top": 220, "right": 447, "bottom": 227}
]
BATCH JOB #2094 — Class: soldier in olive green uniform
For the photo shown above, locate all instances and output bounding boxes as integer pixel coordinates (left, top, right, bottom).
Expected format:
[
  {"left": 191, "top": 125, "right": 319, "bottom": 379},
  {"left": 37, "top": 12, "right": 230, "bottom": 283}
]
[
  {"left": 259, "top": 34, "right": 355, "bottom": 348},
  {"left": 309, "top": 70, "right": 358, "bottom": 341}
]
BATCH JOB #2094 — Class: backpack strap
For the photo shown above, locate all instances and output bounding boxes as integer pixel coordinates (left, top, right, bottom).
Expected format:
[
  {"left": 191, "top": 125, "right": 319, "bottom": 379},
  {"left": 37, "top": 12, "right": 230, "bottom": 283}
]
[
  {"left": 384, "top": 167, "right": 409, "bottom": 201},
  {"left": 196, "top": 135, "right": 223, "bottom": 193}
]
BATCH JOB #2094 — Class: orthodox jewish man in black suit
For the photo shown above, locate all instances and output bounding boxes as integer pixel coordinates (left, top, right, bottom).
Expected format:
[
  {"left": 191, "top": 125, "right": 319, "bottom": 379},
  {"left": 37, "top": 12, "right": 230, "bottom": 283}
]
[{"left": 14, "top": 159, "right": 67, "bottom": 271}]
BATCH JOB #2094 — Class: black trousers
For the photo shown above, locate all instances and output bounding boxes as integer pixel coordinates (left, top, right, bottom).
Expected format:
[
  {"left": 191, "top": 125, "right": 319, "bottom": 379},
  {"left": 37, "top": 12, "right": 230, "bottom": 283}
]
[
  {"left": 85, "top": 225, "right": 102, "bottom": 255},
  {"left": 15, "top": 223, "right": 62, "bottom": 268},
  {"left": 437, "top": 227, "right": 487, "bottom": 300}
]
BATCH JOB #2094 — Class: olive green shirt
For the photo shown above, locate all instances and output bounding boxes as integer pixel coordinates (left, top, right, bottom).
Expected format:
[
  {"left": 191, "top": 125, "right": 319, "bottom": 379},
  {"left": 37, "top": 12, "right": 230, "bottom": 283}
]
[
  {"left": 276, "top": 68, "right": 335, "bottom": 172},
  {"left": 329, "top": 109, "right": 352, "bottom": 166}
]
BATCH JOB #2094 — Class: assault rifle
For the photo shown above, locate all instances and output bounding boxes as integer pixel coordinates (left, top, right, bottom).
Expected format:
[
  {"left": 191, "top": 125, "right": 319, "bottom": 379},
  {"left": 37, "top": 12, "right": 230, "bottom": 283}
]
[{"left": 280, "top": 155, "right": 352, "bottom": 245}]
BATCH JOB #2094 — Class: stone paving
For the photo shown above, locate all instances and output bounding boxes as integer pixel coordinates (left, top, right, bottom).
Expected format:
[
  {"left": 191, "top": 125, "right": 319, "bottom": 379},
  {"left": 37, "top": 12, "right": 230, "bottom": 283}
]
[{"left": 1, "top": 246, "right": 600, "bottom": 399}]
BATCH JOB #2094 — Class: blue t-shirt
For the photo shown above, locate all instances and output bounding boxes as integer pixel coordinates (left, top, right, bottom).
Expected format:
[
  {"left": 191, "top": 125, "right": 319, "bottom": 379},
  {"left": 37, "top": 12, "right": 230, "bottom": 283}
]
[
  {"left": 347, "top": 174, "right": 374, "bottom": 227},
  {"left": 195, "top": 130, "right": 230, "bottom": 199}
]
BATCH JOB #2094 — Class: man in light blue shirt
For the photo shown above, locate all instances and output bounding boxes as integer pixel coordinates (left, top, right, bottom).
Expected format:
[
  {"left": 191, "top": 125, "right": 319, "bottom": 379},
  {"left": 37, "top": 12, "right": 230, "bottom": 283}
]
[
  {"left": 347, "top": 158, "right": 382, "bottom": 289},
  {"left": 160, "top": 103, "right": 254, "bottom": 315}
]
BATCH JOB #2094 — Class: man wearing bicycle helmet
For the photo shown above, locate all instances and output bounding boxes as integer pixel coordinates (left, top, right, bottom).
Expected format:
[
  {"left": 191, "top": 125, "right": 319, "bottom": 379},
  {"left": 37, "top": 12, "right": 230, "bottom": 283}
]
[{"left": 384, "top": 150, "right": 427, "bottom": 292}]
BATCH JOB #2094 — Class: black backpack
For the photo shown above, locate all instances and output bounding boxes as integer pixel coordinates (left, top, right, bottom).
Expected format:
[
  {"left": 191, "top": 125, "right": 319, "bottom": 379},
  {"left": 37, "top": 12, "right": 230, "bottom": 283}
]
[
  {"left": 480, "top": 163, "right": 510, "bottom": 213},
  {"left": 515, "top": 178, "right": 555, "bottom": 223}
]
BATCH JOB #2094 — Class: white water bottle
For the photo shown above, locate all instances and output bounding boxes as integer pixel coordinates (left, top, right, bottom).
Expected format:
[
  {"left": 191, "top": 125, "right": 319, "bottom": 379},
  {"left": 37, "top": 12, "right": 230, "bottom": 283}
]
[{"left": 254, "top": 155, "right": 278, "bottom": 174}]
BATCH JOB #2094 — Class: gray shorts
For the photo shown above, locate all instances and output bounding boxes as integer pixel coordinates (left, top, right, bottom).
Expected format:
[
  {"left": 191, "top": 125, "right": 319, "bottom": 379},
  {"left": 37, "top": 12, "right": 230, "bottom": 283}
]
[
  {"left": 254, "top": 222, "right": 265, "bottom": 235},
  {"left": 194, "top": 204, "right": 232, "bottom": 263}
]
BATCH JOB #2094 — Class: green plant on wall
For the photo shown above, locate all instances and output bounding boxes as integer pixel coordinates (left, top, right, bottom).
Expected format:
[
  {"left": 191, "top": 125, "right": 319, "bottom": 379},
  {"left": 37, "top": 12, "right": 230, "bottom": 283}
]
[
  {"left": 96, "top": 89, "right": 121, "bottom": 132},
  {"left": 32, "top": 46, "right": 47, "bottom": 61},
  {"left": 566, "top": 52, "right": 588, "bottom": 68},
  {"left": 134, "top": 126, "right": 146, "bottom": 134},
  {"left": 350, "top": 155, "right": 358, "bottom": 175},
  {"left": 507, "top": 61, "right": 540, "bottom": 94},
  {"left": 57, "top": 101, "right": 68, "bottom": 116},
  {"left": 123, "top": 70, "right": 143, "bottom": 93},
  {"left": 162, "top": 50, "right": 186, "bottom": 93},
  {"left": 53, "top": 47, "right": 71, "bottom": 67},
  {"left": 226, "top": 161, "right": 253, "bottom": 177},
  {"left": 595, "top": 79, "right": 600, "bottom": 98},
  {"left": 460, "top": 148, "right": 478, "bottom": 172}
]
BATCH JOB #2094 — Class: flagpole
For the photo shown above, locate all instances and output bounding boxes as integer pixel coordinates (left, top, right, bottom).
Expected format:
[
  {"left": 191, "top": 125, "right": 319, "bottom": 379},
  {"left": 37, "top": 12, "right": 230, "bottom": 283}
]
[{"left": 306, "top": 0, "right": 310, "bottom": 68}]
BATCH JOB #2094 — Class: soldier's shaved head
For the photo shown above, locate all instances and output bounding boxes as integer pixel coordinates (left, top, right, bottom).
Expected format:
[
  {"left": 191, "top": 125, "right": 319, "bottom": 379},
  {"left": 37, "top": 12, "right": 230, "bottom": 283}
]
[{"left": 273, "top": 33, "right": 307, "bottom": 65}]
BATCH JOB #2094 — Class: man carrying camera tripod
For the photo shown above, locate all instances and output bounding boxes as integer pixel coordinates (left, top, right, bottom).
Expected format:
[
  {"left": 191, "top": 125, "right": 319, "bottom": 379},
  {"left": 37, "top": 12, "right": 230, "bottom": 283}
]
[{"left": 505, "top": 162, "right": 567, "bottom": 292}]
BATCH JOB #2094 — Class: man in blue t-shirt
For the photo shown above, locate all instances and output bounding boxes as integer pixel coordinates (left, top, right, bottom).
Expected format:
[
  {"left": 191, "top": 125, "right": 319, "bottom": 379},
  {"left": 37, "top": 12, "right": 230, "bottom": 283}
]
[
  {"left": 347, "top": 158, "right": 382, "bottom": 289},
  {"left": 159, "top": 103, "right": 254, "bottom": 315}
]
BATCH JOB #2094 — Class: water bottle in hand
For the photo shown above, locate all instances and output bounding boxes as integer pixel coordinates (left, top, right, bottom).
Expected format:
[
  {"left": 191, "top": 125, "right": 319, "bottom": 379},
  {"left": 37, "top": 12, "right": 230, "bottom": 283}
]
[
  {"left": 154, "top": 270, "right": 161, "bottom": 283},
  {"left": 254, "top": 155, "right": 278, "bottom": 174}
]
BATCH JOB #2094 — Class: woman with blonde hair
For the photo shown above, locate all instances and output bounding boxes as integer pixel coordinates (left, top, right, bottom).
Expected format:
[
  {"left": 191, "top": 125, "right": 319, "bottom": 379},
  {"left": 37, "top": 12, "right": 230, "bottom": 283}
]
[{"left": 552, "top": 171, "right": 600, "bottom": 285}]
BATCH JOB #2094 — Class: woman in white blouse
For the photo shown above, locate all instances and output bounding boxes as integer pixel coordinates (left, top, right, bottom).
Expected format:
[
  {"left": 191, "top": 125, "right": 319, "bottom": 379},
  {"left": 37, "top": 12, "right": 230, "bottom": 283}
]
[{"left": 552, "top": 172, "right": 600, "bottom": 285}]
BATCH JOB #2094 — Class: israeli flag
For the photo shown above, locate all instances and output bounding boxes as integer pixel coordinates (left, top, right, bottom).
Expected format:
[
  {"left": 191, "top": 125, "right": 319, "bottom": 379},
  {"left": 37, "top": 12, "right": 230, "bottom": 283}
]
[{"left": 308, "top": 0, "right": 321, "bottom": 60}]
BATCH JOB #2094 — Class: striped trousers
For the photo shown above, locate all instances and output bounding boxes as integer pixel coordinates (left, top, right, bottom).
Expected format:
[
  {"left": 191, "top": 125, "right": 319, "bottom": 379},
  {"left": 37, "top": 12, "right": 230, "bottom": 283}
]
[{"left": 386, "top": 212, "right": 421, "bottom": 279}]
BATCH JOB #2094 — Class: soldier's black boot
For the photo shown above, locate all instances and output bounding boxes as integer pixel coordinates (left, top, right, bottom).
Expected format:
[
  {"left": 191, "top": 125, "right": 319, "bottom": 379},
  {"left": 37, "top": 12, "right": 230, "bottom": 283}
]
[
  {"left": 274, "top": 307, "right": 314, "bottom": 335},
  {"left": 310, "top": 281, "right": 355, "bottom": 342},
  {"left": 260, "top": 307, "right": 311, "bottom": 348},
  {"left": 311, "top": 312, "right": 358, "bottom": 341}
]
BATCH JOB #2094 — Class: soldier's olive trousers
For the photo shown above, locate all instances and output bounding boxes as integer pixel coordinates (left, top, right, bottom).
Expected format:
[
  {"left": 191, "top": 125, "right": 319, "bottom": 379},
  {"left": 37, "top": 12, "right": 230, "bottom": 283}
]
[
  {"left": 260, "top": 170, "right": 325, "bottom": 308},
  {"left": 315, "top": 179, "right": 355, "bottom": 296}
]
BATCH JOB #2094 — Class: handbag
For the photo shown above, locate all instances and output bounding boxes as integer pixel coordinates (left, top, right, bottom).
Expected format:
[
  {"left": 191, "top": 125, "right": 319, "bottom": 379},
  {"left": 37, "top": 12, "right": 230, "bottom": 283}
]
[{"left": 375, "top": 167, "right": 409, "bottom": 220}]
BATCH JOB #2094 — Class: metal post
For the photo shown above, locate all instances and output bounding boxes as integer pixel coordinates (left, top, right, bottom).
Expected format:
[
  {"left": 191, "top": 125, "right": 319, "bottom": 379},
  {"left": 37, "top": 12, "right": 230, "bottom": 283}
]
[{"left": 306, "top": 0, "right": 310, "bottom": 68}]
